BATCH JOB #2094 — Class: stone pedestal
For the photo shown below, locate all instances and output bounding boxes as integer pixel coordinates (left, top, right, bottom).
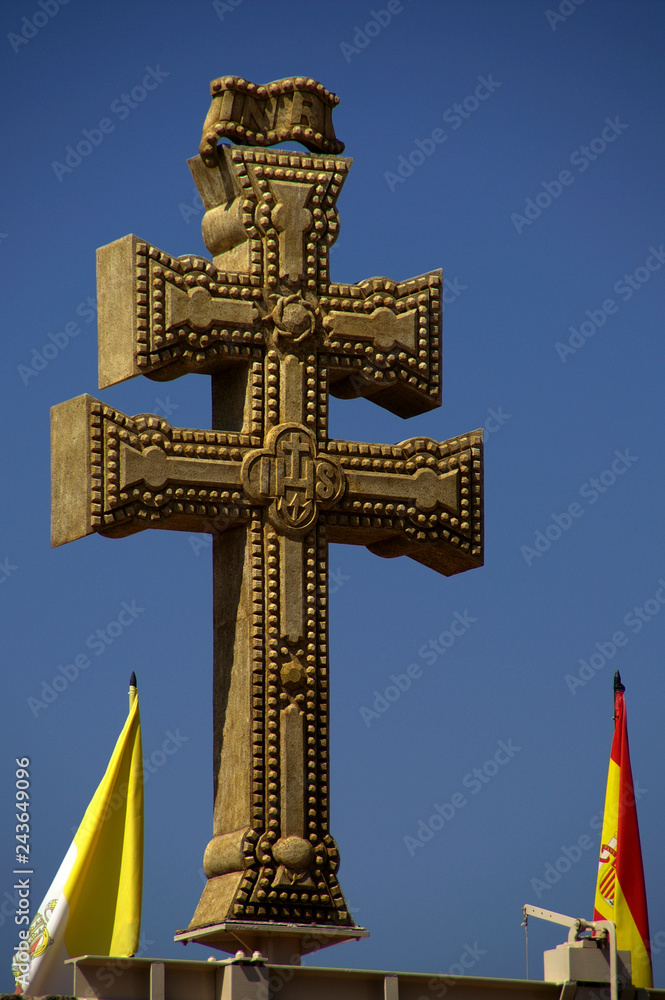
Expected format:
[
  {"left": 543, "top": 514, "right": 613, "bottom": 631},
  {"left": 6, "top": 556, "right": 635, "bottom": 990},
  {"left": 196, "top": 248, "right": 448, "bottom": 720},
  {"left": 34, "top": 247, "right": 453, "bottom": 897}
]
[{"left": 66, "top": 954, "right": 653, "bottom": 1000}]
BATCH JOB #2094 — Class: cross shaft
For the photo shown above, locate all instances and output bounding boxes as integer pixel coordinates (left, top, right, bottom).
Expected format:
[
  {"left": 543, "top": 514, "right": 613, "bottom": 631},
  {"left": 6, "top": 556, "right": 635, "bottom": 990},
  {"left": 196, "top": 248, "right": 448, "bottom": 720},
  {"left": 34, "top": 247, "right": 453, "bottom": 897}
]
[{"left": 51, "top": 134, "right": 483, "bottom": 960}]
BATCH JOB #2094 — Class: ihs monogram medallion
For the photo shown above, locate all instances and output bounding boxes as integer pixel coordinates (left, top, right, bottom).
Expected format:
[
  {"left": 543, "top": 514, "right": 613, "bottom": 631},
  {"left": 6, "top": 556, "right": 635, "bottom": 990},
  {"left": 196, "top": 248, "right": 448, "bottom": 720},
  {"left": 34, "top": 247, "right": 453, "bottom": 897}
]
[{"left": 243, "top": 424, "right": 343, "bottom": 535}]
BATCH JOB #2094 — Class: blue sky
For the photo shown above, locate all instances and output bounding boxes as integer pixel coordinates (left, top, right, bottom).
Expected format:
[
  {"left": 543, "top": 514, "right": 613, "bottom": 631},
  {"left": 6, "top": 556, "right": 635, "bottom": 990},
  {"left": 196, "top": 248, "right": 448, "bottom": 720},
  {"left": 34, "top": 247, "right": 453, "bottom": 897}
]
[{"left": 2, "top": 0, "right": 665, "bottom": 987}]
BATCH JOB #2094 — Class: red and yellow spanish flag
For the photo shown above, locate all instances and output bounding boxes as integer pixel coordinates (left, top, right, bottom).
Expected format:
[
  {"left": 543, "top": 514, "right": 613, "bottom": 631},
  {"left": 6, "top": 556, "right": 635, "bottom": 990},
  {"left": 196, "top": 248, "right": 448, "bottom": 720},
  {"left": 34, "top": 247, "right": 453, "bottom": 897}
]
[{"left": 593, "top": 671, "right": 652, "bottom": 988}]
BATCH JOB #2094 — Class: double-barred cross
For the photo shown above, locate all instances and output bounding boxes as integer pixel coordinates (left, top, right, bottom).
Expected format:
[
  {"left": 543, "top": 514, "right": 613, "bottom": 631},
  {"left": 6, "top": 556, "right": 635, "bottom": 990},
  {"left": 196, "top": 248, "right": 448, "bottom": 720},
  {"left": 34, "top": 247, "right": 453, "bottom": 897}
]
[{"left": 52, "top": 119, "right": 483, "bottom": 961}]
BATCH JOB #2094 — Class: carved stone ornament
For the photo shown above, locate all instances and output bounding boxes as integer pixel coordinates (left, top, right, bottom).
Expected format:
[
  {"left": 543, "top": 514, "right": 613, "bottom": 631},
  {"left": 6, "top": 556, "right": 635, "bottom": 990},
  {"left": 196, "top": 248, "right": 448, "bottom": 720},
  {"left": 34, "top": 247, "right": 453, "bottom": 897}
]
[
  {"left": 50, "top": 76, "right": 484, "bottom": 960},
  {"left": 199, "top": 76, "right": 344, "bottom": 166}
]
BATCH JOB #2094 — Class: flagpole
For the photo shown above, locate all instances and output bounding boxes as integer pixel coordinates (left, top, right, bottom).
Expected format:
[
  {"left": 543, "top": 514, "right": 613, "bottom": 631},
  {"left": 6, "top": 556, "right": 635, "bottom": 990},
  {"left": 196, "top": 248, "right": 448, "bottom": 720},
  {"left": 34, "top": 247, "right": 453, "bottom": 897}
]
[{"left": 613, "top": 670, "right": 624, "bottom": 711}]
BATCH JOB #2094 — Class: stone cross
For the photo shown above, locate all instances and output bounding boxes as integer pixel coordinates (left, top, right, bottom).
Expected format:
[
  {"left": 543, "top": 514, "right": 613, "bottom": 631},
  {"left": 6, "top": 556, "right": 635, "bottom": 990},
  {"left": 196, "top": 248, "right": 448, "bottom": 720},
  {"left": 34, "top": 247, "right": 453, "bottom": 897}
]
[{"left": 51, "top": 77, "right": 484, "bottom": 963}]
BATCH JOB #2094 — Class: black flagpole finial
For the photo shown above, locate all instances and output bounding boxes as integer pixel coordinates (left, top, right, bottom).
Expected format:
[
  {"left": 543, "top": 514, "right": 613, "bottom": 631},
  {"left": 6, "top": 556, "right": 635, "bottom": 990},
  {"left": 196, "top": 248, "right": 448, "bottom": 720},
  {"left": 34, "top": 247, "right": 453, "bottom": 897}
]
[
  {"left": 130, "top": 671, "right": 137, "bottom": 688},
  {"left": 614, "top": 670, "right": 625, "bottom": 693}
]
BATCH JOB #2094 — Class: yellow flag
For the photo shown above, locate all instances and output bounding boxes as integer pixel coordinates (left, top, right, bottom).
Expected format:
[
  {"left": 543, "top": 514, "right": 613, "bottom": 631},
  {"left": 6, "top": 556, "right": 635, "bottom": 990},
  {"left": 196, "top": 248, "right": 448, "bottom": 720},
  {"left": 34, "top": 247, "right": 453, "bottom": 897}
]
[{"left": 13, "top": 677, "right": 143, "bottom": 995}]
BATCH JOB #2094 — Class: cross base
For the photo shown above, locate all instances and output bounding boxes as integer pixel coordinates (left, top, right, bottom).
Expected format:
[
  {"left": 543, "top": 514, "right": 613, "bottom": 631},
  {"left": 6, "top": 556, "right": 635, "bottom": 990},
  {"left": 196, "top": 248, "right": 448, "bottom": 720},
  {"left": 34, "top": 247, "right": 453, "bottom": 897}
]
[{"left": 174, "top": 920, "right": 369, "bottom": 964}]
